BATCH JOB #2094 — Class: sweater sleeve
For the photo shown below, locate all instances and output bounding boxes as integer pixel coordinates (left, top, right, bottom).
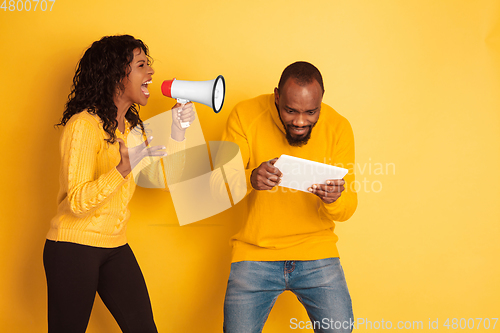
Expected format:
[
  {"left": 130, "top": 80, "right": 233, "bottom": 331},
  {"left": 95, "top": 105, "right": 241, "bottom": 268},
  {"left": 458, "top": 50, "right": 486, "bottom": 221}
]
[
  {"left": 318, "top": 120, "right": 358, "bottom": 222},
  {"left": 215, "top": 106, "right": 254, "bottom": 197},
  {"left": 62, "top": 118, "right": 127, "bottom": 217}
]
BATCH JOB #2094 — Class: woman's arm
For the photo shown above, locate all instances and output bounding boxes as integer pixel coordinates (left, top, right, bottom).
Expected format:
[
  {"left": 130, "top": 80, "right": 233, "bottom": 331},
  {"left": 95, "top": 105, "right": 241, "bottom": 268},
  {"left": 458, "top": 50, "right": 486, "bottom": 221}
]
[
  {"left": 61, "top": 118, "right": 127, "bottom": 217},
  {"left": 129, "top": 103, "right": 195, "bottom": 189}
]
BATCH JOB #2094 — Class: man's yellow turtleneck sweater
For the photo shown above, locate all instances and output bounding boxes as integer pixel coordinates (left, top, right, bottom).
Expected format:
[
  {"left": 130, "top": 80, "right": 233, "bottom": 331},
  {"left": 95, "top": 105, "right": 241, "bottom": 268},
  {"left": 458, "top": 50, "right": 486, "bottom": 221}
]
[
  {"left": 46, "top": 111, "right": 184, "bottom": 248},
  {"left": 222, "top": 94, "right": 357, "bottom": 263}
]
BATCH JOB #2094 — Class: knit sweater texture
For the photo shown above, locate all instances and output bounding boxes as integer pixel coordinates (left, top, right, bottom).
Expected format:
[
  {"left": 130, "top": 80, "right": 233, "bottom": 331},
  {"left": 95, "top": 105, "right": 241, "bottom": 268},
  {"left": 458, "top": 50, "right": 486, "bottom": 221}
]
[
  {"left": 46, "top": 111, "right": 185, "bottom": 248},
  {"left": 222, "top": 94, "right": 357, "bottom": 262}
]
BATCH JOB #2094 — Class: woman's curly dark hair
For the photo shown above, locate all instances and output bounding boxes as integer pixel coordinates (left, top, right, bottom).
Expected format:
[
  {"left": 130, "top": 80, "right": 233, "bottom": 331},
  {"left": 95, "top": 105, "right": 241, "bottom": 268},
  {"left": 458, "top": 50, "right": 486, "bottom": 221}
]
[{"left": 56, "top": 35, "right": 152, "bottom": 143}]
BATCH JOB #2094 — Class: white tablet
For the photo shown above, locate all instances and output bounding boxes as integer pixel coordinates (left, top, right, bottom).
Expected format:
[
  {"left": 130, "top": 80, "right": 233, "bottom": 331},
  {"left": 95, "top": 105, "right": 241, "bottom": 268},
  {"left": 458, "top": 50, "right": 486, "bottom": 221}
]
[{"left": 273, "top": 154, "right": 348, "bottom": 193}]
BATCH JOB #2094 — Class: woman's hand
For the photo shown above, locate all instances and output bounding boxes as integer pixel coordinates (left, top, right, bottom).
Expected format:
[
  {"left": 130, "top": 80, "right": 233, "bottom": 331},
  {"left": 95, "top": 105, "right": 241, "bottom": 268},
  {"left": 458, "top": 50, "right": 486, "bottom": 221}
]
[
  {"left": 116, "top": 136, "right": 167, "bottom": 178},
  {"left": 171, "top": 102, "right": 197, "bottom": 141}
]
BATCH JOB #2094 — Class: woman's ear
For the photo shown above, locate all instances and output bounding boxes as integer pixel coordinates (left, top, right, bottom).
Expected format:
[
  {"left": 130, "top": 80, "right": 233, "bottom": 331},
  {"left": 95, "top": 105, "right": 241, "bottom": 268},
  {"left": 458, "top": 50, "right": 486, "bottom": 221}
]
[{"left": 114, "top": 79, "right": 125, "bottom": 97}]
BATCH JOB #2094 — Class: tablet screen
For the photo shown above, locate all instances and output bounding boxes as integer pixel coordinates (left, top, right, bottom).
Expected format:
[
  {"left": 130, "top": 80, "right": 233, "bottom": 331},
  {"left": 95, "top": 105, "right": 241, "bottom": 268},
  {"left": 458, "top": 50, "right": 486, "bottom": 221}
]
[{"left": 273, "top": 154, "right": 348, "bottom": 192}]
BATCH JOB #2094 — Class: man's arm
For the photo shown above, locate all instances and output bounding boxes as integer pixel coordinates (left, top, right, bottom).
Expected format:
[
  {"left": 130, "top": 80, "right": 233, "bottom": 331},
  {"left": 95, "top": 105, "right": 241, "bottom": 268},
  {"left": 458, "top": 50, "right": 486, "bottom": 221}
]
[
  {"left": 312, "top": 120, "right": 358, "bottom": 222},
  {"left": 210, "top": 105, "right": 255, "bottom": 203}
]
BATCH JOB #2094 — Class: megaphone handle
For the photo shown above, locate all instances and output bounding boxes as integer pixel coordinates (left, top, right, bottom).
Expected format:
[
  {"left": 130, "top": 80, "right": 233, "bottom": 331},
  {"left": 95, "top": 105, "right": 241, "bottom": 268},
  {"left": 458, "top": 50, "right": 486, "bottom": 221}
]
[{"left": 176, "top": 98, "right": 190, "bottom": 128}]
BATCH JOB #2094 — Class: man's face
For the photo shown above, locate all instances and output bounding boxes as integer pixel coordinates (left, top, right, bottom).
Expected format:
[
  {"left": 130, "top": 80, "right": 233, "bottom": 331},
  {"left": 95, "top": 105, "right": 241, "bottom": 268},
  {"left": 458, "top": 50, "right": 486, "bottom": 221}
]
[{"left": 274, "top": 78, "right": 322, "bottom": 147}]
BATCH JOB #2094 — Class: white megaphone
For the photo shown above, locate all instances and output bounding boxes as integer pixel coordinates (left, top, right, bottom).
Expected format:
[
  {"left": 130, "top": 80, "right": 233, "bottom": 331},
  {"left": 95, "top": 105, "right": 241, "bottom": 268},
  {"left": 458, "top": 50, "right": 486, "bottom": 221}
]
[{"left": 161, "top": 75, "right": 226, "bottom": 128}]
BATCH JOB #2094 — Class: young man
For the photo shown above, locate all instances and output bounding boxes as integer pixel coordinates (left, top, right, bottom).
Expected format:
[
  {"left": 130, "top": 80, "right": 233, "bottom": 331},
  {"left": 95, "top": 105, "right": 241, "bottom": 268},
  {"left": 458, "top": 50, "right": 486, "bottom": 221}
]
[{"left": 221, "top": 61, "right": 357, "bottom": 333}]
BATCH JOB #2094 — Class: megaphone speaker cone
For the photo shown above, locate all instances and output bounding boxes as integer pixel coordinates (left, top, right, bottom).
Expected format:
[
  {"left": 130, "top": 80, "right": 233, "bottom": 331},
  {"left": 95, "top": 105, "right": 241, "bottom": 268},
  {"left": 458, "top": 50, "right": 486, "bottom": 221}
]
[
  {"left": 160, "top": 75, "right": 226, "bottom": 114},
  {"left": 212, "top": 75, "right": 225, "bottom": 113}
]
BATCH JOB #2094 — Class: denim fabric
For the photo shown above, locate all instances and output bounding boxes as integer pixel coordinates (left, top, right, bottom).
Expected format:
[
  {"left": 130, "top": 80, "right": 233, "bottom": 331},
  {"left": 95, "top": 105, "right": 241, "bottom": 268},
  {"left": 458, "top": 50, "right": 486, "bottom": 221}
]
[{"left": 223, "top": 258, "right": 353, "bottom": 333}]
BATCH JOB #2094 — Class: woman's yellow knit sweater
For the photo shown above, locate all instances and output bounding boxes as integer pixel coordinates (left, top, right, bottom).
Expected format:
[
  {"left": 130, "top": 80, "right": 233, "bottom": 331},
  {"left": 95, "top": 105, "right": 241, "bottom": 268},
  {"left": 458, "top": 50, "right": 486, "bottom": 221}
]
[{"left": 46, "top": 111, "right": 184, "bottom": 248}]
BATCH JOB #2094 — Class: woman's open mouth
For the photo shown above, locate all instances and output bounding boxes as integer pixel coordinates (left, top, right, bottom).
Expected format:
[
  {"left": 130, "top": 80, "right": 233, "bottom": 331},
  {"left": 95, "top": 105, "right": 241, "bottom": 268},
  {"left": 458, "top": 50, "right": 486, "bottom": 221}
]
[{"left": 141, "top": 80, "right": 152, "bottom": 97}]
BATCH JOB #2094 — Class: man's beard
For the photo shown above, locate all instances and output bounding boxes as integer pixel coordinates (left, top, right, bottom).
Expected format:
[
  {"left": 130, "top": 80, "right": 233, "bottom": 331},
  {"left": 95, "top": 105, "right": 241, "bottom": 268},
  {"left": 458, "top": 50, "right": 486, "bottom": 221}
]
[
  {"left": 283, "top": 124, "right": 312, "bottom": 147},
  {"left": 284, "top": 123, "right": 316, "bottom": 147},
  {"left": 276, "top": 103, "right": 318, "bottom": 147}
]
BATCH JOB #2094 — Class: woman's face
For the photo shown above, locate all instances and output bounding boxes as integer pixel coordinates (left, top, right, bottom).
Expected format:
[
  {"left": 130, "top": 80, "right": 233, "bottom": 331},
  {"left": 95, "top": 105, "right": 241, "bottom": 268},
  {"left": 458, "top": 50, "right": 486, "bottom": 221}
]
[{"left": 120, "top": 48, "right": 154, "bottom": 107}]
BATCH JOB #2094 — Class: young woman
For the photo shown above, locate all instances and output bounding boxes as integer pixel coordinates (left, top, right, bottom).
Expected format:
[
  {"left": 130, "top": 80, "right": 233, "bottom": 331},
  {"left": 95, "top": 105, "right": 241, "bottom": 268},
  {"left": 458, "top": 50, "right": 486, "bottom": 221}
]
[{"left": 43, "top": 35, "right": 195, "bottom": 333}]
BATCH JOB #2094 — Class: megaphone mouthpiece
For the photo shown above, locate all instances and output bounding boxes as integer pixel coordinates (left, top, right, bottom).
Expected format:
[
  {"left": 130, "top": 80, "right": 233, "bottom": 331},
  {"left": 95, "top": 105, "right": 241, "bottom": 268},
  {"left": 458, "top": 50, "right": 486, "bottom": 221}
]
[{"left": 161, "top": 79, "right": 175, "bottom": 98}]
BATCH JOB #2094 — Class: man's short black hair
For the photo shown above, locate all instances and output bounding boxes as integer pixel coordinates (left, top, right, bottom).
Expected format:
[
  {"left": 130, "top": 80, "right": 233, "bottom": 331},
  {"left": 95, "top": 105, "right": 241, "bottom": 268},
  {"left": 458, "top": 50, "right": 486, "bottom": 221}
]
[{"left": 277, "top": 61, "right": 324, "bottom": 94}]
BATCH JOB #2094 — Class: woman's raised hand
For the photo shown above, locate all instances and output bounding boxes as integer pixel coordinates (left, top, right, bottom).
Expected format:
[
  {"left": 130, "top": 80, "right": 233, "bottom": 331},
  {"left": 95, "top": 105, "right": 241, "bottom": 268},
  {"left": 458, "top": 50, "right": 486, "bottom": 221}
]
[
  {"left": 116, "top": 136, "right": 167, "bottom": 178},
  {"left": 171, "top": 102, "right": 197, "bottom": 141}
]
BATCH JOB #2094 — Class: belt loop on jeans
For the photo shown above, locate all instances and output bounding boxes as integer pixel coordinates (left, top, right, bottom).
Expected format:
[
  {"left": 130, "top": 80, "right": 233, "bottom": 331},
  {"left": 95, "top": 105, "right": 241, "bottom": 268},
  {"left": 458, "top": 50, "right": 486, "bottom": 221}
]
[{"left": 284, "top": 261, "right": 295, "bottom": 274}]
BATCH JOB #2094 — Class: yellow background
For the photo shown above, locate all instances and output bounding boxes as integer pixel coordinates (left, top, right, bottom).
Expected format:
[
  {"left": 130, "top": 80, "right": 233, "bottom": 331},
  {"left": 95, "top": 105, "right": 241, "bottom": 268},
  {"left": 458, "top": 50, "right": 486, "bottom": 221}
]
[{"left": 1, "top": 0, "right": 499, "bottom": 332}]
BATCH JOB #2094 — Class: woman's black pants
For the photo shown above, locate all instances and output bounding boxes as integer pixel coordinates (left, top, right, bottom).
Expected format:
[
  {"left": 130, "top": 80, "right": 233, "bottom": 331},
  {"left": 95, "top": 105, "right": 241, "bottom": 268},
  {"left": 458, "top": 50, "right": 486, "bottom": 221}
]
[{"left": 43, "top": 240, "right": 158, "bottom": 333}]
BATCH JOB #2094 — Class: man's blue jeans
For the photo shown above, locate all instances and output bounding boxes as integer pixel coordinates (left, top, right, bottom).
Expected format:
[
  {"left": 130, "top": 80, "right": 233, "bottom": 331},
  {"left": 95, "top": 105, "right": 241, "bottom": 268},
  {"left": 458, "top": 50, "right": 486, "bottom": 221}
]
[{"left": 223, "top": 258, "right": 353, "bottom": 333}]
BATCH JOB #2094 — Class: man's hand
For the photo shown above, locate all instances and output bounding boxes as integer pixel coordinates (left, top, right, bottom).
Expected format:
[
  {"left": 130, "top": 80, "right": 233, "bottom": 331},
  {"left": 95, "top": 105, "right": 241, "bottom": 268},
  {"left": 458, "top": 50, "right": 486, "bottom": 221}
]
[
  {"left": 250, "top": 158, "right": 283, "bottom": 190},
  {"left": 308, "top": 179, "right": 345, "bottom": 204}
]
